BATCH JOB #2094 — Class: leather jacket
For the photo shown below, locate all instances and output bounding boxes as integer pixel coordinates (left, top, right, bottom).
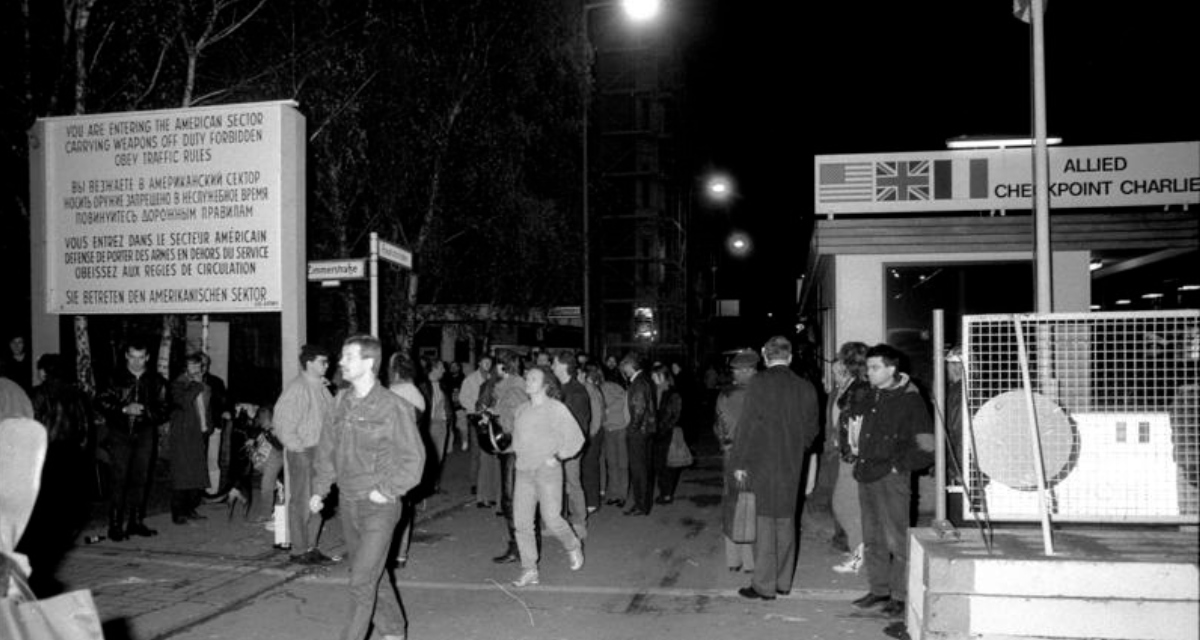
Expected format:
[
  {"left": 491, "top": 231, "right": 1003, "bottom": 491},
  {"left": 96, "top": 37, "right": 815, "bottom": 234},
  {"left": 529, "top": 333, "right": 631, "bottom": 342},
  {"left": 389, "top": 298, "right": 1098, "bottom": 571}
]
[{"left": 96, "top": 367, "right": 169, "bottom": 436}]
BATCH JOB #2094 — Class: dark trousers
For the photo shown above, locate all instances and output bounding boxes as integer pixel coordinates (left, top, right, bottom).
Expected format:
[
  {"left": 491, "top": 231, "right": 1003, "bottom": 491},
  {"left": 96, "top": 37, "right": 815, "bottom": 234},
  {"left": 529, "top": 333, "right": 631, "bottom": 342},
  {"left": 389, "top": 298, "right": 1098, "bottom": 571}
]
[
  {"left": 627, "top": 430, "right": 655, "bottom": 512},
  {"left": 580, "top": 429, "right": 605, "bottom": 508},
  {"left": 107, "top": 426, "right": 156, "bottom": 520},
  {"left": 340, "top": 498, "right": 406, "bottom": 640},
  {"left": 751, "top": 515, "right": 797, "bottom": 596},
  {"left": 859, "top": 471, "right": 911, "bottom": 601},
  {"left": 499, "top": 452, "right": 517, "bottom": 546},
  {"left": 653, "top": 429, "right": 682, "bottom": 499},
  {"left": 170, "top": 488, "right": 201, "bottom": 519}
]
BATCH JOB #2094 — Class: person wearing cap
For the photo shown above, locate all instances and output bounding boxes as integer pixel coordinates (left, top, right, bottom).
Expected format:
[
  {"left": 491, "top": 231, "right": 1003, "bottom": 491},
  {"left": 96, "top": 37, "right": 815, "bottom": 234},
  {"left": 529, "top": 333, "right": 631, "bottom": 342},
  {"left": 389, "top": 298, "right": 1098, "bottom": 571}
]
[
  {"left": 715, "top": 348, "right": 758, "bottom": 573},
  {"left": 729, "top": 336, "right": 820, "bottom": 601}
]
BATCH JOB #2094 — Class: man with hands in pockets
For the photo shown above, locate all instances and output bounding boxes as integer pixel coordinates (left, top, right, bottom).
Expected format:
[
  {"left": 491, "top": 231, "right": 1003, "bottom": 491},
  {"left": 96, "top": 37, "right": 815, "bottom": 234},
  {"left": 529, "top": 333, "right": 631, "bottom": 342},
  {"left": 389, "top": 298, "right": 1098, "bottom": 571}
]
[{"left": 310, "top": 335, "right": 425, "bottom": 640}]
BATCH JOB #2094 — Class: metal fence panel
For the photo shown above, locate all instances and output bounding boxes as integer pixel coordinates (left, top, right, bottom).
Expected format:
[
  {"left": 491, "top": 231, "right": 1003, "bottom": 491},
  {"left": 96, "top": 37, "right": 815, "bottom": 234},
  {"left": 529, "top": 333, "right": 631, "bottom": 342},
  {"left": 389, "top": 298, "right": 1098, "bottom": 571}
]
[{"left": 961, "top": 310, "right": 1199, "bottom": 523}]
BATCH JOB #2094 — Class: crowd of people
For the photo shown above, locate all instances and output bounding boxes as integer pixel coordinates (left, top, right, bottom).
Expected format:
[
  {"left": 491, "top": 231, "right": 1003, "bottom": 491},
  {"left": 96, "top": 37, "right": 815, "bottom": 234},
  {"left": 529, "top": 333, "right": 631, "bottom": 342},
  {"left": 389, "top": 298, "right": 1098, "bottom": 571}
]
[{"left": 1, "top": 328, "right": 948, "bottom": 640}]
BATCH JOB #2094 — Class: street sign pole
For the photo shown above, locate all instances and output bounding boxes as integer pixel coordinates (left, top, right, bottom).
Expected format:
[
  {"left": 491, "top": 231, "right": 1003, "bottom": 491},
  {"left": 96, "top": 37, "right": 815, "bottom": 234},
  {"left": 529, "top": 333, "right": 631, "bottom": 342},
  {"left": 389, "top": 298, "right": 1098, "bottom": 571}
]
[{"left": 370, "top": 232, "right": 380, "bottom": 337}]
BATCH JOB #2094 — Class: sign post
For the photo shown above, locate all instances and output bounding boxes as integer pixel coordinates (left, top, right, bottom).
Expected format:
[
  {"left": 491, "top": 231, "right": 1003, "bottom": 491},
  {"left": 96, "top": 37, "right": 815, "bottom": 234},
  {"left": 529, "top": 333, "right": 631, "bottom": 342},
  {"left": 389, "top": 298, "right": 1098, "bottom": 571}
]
[{"left": 368, "top": 233, "right": 412, "bottom": 338}]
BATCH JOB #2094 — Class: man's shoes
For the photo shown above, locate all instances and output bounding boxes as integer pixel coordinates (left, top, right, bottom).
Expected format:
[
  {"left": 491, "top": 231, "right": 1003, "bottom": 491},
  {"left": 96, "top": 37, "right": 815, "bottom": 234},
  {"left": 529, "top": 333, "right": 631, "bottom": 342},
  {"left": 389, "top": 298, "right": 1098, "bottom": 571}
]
[
  {"left": 126, "top": 521, "right": 158, "bottom": 537},
  {"left": 852, "top": 592, "right": 891, "bottom": 609},
  {"left": 492, "top": 547, "right": 520, "bottom": 564},
  {"left": 883, "top": 621, "right": 910, "bottom": 640},
  {"left": 511, "top": 569, "right": 539, "bottom": 587},
  {"left": 833, "top": 544, "right": 864, "bottom": 574},
  {"left": 881, "top": 599, "right": 906, "bottom": 618},
  {"left": 737, "top": 586, "right": 776, "bottom": 601},
  {"left": 185, "top": 510, "right": 207, "bottom": 521},
  {"left": 273, "top": 542, "right": 292, "bottom": 552},
  {"left": 289, "top": 552, "right": 314, "bottom": 565},
  {"left": 107, "top": 525, "right": 126, "bottom": 542},
  {"left": 605, "top": 498, "right": 625, "bottom": 508},
  {"left": 777, "top": 589, "right": 791, "bottom": 597},
  {"left": 172, "top": 515, "right": 189, "bottom": 525},
  {"left": 654, "top": 495, "right": 674, "bottom": 505},
  {"left": 623, "top": 507, "right": 647, "bottom": 516},
  {"left": 568, "top": 548, "right": 584, "bottom": 571},
  {"left": 306, "top": 549, "right": 338, "bottom": 565}
]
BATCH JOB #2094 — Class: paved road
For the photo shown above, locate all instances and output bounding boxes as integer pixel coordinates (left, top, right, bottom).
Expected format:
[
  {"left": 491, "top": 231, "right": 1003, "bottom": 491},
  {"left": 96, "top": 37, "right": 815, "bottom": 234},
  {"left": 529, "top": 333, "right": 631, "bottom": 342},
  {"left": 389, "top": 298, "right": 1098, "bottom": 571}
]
[{"left": 56, "top": 444, "right": 893, "bottom": 640}]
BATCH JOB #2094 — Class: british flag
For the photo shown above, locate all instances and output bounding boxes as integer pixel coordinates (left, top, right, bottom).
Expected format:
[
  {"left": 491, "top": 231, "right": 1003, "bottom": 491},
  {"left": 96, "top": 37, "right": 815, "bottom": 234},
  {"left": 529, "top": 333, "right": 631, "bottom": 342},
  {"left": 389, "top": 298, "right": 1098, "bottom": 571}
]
[{"left": 875, "top": 161, "right": 931, "bottom": 201}]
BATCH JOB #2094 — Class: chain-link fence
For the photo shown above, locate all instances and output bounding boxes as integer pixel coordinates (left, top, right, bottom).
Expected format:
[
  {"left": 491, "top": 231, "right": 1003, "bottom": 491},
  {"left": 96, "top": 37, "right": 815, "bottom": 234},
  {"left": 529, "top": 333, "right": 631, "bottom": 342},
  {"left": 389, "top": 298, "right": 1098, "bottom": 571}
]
[{"left": 960, "top": 310, "right": 1199, "bottom": 523}]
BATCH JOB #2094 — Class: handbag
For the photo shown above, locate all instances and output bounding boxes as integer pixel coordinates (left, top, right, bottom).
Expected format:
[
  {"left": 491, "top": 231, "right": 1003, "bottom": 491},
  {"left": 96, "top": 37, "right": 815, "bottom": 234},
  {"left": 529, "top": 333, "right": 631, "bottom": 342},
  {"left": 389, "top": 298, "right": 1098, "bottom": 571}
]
[
  {"left": 730, "top": 489, "right": 756, "bottom": 543},
  {"left": 470, "top": 411, "right": 511, "bottom": 455},
  {"left": 666, "top": 427, "right": 693, "bottom": 467},
  {"left": 1, "top": 553, "right": 104, "bottom": 640}
]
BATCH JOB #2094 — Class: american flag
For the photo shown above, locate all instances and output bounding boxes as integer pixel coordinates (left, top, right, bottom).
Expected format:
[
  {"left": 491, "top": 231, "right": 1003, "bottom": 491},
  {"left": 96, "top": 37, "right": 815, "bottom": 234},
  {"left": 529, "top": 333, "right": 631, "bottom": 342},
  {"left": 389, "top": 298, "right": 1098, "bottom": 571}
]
[
  {"left": 876, "top": 161, "right": 931, "bottom": 201},
  {"left": 818, "top": 162, "right": 873, "bottom": 203}
]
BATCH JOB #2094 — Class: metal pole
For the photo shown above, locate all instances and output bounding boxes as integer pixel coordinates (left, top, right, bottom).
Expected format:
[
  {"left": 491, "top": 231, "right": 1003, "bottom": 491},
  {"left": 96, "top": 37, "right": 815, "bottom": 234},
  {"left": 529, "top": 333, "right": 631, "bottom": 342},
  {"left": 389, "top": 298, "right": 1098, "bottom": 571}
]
[
  {"left": 370, "top": 232, "right": 379, "bottom": 337},
  {"left": 1013, "top": 315, "right": 1055, "bottom": 555},
  {"left": 1031, "top": 0, "right": 1052, "bottom": 314},
  {"left": 581, "top": 2, "right": 607, "bottom": 355},
  {"left": 933, "top": 309, "right": 947, "bottom": 523}
]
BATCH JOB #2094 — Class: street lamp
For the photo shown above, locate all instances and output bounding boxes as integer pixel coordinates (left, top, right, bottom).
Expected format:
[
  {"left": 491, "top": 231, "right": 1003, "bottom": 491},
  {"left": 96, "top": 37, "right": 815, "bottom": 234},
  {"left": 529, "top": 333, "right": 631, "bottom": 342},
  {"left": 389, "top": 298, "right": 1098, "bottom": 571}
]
[{"left": 581, "top": 0, "right": 661, "bottom": 354}]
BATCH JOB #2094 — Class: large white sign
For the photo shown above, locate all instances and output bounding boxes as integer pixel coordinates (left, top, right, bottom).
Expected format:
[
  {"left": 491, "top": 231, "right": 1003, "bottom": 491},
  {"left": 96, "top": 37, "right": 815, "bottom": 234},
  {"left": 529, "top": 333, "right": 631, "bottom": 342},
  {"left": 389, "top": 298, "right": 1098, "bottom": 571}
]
[
  {"left": 815, "top": 141, "right": 1200, "bottom": 215},
  {"left": 36, "top": 101, "right": 296, "bottom": 314}
]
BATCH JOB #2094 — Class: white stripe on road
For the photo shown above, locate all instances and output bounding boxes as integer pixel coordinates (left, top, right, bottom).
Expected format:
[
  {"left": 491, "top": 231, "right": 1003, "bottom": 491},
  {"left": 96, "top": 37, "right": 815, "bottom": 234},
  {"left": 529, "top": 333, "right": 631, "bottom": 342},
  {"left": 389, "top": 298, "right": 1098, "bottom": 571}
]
[{"left": 300, "top": 574, "right": 860, "bottom": 602}]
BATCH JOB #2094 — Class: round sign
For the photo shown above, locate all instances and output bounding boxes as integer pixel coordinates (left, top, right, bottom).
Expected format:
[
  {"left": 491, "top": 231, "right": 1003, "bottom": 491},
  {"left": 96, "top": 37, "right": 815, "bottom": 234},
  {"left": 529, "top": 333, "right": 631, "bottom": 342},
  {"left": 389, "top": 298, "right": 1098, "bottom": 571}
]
[{"left": 971, "top": 390, "right": 1076, "bottom": 490}]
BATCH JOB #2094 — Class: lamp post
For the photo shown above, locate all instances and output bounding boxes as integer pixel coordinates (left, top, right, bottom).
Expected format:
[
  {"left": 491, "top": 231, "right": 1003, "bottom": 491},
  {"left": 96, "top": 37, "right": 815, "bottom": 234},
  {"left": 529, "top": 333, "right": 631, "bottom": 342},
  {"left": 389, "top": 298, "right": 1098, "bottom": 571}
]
[{"left": 581, "top": 0, "right": 661, "bottom": 354}]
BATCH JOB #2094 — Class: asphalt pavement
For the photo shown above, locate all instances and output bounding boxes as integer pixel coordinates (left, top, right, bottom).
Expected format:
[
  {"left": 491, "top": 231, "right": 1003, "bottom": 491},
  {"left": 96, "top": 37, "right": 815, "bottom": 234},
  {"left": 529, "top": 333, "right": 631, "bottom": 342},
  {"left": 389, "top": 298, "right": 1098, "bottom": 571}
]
[{"left": 46, "top": 435, "right": 893, "bottom": 640}]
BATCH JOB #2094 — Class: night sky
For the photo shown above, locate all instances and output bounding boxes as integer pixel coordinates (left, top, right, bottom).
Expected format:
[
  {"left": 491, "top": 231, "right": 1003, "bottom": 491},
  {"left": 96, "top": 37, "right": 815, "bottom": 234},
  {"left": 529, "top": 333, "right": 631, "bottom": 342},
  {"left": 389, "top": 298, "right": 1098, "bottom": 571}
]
[{"left": 681, "top": 0, "right": 1199, "bottom": 334}]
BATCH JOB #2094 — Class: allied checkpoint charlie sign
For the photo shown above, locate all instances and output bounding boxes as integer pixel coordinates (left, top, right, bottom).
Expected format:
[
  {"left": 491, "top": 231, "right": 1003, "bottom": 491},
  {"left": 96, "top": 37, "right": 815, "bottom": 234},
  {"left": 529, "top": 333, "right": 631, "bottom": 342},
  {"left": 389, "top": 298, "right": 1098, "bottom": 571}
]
[
  {"left": 815, "top": 141, "right": 1200, "bottom": 216},
  {"left": 32, "top": 100, "right": 297, "bottom": 314}
]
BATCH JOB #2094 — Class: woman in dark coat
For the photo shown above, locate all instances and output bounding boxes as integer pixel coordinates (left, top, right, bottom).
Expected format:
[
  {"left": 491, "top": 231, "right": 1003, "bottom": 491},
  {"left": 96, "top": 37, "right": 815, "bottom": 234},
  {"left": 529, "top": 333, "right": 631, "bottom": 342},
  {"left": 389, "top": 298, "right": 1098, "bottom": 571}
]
[{"left": 652, "top": 363, "right": 684, "bottom": 504}]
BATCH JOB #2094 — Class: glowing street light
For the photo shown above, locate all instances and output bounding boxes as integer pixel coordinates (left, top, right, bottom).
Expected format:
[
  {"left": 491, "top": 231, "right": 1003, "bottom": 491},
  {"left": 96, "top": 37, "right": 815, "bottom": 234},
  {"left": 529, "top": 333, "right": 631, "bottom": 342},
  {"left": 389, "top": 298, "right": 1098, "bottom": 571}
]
[
  {"left": 704, "top": 172, "right": 735, "bottom": 204},
  {"left": 727, "top": 230, "right": 751, "bottom": 257}
]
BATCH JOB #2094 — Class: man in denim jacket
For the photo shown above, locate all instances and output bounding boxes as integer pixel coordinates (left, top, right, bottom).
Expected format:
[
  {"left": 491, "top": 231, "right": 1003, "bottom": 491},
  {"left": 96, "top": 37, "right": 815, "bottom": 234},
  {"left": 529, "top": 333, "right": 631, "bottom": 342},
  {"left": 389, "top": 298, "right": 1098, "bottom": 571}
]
[{"left": 311, "top": 335, "right": 425, "bottom": 640}]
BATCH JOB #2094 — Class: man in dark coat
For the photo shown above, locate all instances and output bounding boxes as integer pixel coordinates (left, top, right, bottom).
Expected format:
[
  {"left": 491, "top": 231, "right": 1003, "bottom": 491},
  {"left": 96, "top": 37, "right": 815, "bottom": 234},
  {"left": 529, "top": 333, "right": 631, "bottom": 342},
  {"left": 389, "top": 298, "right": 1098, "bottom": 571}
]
[
  {"left": 729, "top": 336, "right": 820, "bottom": 600},
  {"left": 552, "top": 350, "right": 591, "bottom": 538},
  {"left": 169, "top": 353, "right": 214, "bottom": 524},
  {"left": 620, "top": 353, "right": 657, "bottom": 516}
]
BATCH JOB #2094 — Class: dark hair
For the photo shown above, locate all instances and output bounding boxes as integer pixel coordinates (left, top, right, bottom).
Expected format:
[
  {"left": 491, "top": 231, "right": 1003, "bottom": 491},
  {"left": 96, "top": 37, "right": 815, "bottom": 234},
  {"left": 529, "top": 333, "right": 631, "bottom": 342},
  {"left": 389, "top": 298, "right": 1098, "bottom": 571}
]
[
  {"left": 36, "top": 353, "right": 64, "bottom": 380},
  {"left": 495, "top": 350, "right": 523, "bottom": 376},
  {"left": 344, "top": 334, "right": 382, "bottom": 374},
  {"left": 125, "top": 339, "right": 150, "bottom": 355},
  {"left": 651, "top": 362, "right": 675, "bottom": 387},
  {"left": 837, "top": 341, "right": 869, "bottom": 380},
  {"left": 866, "top": 343, "right": 904, "bottom": 370},
  {"left": 185, "top": 352, "right": 205, "bottom": 366},
  {"left": 299, "top": 344, "right": 329, "bottom": 367},
  {"left": 388, "top": 352, "right": 417, "bottom": 384},
  {"left": 552, "top": 349, "right": 578, "bottom": 377},
  {"left": 619, "top": 352, "right": 643, "bottom": 371}
]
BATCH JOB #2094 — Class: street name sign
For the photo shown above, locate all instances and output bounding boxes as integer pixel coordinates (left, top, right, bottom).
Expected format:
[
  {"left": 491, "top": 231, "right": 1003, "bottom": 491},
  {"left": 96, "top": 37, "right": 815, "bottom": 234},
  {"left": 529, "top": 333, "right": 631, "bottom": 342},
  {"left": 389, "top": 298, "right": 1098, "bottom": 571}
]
[
  {"left": 308, "top": 259, "right": 366, "bottom": 281},
  {"left": 377, "top": 240, "right": 412, "bottom": 268}
]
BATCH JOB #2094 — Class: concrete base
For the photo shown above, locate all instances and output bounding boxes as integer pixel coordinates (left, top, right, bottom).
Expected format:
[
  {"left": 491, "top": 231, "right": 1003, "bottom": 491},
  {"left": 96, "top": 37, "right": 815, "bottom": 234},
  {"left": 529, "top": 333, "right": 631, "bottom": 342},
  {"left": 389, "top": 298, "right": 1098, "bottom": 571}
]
[{"left": 908, "top": 526, "right": 1199, "bottom": 640}]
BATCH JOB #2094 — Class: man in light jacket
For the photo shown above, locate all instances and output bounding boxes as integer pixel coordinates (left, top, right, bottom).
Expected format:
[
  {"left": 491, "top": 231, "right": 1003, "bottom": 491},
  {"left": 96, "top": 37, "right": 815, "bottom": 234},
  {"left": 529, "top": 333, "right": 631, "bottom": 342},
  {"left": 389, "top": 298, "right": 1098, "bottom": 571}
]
[{"left": 274, "top": 344, "right": 335, "bottom": 565}]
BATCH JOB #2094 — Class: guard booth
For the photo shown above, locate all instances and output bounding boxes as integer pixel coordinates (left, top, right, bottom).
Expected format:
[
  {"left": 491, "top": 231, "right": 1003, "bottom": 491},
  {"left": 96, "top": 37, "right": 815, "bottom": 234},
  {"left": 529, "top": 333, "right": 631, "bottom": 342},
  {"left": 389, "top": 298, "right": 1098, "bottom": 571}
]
[{"left": 801, "top": 142, "right": 1200, "bottom": 640}]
